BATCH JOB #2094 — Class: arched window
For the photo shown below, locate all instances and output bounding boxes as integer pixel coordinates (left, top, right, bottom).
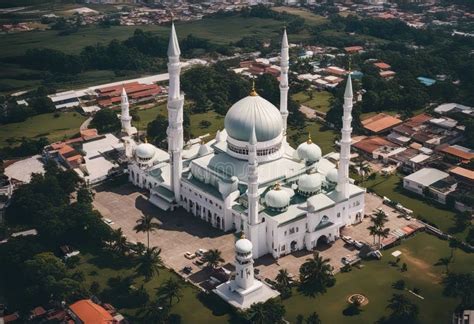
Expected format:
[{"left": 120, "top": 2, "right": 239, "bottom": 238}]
[{"left": 321, "top": 215, "right": 329, "bottom": 224}]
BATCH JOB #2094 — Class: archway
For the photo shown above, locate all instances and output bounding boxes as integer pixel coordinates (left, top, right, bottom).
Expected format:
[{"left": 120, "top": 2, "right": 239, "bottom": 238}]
[
  {"left": 290, "top": 240, "right": 298, "bottom": 252},
  {"left": 207, "top": 210, "right": 212, "bottom": 222},
  {"left": 315, "top": 235, "right": 330, "bottom": 251},
  {"left": 216, "top": 216, "right": 221, "bottom": 229}
]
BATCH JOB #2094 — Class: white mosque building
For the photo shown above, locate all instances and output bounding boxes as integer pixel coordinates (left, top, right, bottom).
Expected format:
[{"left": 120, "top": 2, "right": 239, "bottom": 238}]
[{"left": 123, "top": 24, "right": 366, "bottom": 260}]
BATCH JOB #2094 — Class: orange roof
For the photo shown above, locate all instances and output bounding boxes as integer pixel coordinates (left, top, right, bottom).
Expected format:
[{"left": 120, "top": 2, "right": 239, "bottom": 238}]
[
  {"left": 344, "top": 46, "right": 363, "bottom": 53},
  {"left": 80, "top": 128, "right": 98, "bottom": 139},
  {"left": 380, "top": 70, "right": 396, "bottom": 78},
  {"left": 66, "top": 154, "right": 82, "bottom": 162},
  {"left": 450, "top": 166, "right": 474, "bottom": 181},
  {"left": 353, "top": 136, "right": 397, "bottom": 154},
  {"left": 362, "top": 113, "right": 402, "bottom": 133},
  {"left": 441, "top": 146, "right": 474, "bottom": 162},
  {"left": 374, "top": 62, "right": 391, "bottom": 70},
  {"left": 69, "top": 299, "right": 114, "bottom": 324},
  {"left": 405, "top": 113, "right": 432, "bottom": 127},
  {"left": 58, "top": 145, "right": 75, "bottom": 155}
]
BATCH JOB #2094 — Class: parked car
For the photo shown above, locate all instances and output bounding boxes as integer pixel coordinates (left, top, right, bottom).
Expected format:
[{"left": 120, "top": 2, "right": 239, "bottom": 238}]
[
  {"left": 184, "top": 251, "right": 196, "bottom": 259},
  {"left": 341, "top": 256, "right": 350, "bottom": 265},
  {"left": 353, "top": 240, "right": 363, "bottom": 249},
  {"left": 102, "top": 218, "right": 114, "bottom": 225},
  {"left": 193, "top": 259, "right": 204, "bottom": 266},
  {"left": 196, "top": 248, "right": 208, "bottom": 257},
  {"left": 182, "top": 266, "right": 192, "bottom": 274},
  {"left": 342, "top": 236, "right": 355, "bottom": 245}
]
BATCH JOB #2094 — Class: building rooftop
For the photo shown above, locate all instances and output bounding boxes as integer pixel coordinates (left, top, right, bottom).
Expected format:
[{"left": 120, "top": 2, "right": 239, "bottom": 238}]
[
  {"left": 404, "top": 168, "right": 449, "bottom": 187},
  {"left": 69, "top": 299, "right": 114, "bottom": 324},
  {"left": 362, "top": 113, "right": 402, "bottom": 133},
  {"left": 449, "top": 166, "right": 474, "bottom": 182},
  {"left": 353, "top": 136, "right": 397, "bottom": 154},
  {"left": 4, "top": 155, "right": 45, "bottom": 183},
  {"left": 440, "top": 145, "right": 474, "bottom": 162}
]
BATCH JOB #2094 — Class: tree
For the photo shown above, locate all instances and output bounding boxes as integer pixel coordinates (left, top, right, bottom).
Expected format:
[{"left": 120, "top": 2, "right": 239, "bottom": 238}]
[
  {"left": 355, "top": 160, "right": 371, "bottom": 183},
  {"left": 138, "top": 302, "right": 171, "bottom": 324},
  {"left": 156, "top": 278, "right": 183, "bottom": 307},
  {"left": 442, "top": 272, "right": 474, "bottom": 310},
  {"left": 202, "top": 249, "right": 224, "bottom": 269},
  {"left": 299, "top": 252, "right": 335, "bottom": 297},
  {"left": 77, "top": 185, "right": 94, "bottom": 205},
  {"left": 90, "top": 109, "right": 121, "bottom": 133},
  {"left": 147, "top": 115, "right": 168, "bottom": 147},
  {"left": 372, "top": 210, "right": 390, "bottom": 246},
  {"left": 108, "top": 228, "right": 129, "bottom": 256},
  {"left": 134, "top": 214, "right": 160, "bottom": 248},
  {"left": 136, "top": 247, "right": 164, "bottom": 281},
  {"left": 306, "top": 312, "right": 322, "bottom": 324},
  {"left": 244, "top": 299, "right": 286, "bottom": 324},
  {"left": 436, "top": 256, "right": 452, "bottom": 274},
  {"left": 367, "top": 223, "right": 378, "bottom": 245},
  {"left": 275, "top": 268, "right": 292, "bottom": 298},
  {"left": 386, "top": 293, "right": 419, "bottom": 323}
]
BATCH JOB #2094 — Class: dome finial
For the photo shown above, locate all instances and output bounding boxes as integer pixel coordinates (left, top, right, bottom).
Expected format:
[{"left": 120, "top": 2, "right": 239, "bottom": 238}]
[
  {"left": 274, "top": 182, "right": 281, "bottom": 190},
  {"left": 249, "top": 79, "right": 258, "bottom": 96},
  {"left": 144, "top": 136, "right": 148, "bottom": 143},
  {"left": 307, "top": 132, "right": 312, "bottom": 144},
  {"left": 240, "top": 232, "right": 245, "bottom": 239}
]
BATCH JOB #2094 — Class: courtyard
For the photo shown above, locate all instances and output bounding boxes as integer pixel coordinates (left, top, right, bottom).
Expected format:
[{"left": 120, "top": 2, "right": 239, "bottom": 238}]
[{"left": 93, "top": 184, "right": 417, "bottom": 284}]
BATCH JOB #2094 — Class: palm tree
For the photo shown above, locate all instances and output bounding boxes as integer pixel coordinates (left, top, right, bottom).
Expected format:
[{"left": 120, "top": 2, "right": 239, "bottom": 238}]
[
  {"left": 134, "top": 214, "right": 160, "bottom": 248},
  {"left": 437, "top": 256, "right": 452, "bottom": 273},
  {"left": 156, "top": 278, "right": 183, "bottom": 307},
  {"left": 377, "top": 227, "right": 391, "bottom": 246},
  {"left": 356, "top": 160, "right": 371, "bottom": 183},
  {"left": 109, "top": 228, "right": 129, "bottom": 256},
  {"left": 449, "top": 238, "right": 460, "bottom": 262},
  {"left": 138, "top": 302, "right": 170, "bottom": 324},
  {"left": 299, "top": 252, "right": 335, "bottom": 296},
  {"left": 386, "top": 293, "right": 419, "bottom": 323},
  {"left": 306, "top": 312, "right": 322, "bottom": 324},
  {"left": 367, "top": 224, "right": 378, "bottom": 245},
  {"left": 245, "top": 299, "right": 286, "bottom": 324},
  {"left": 202, "top": 249, "right": 224, "bottom": 269},
  {"left": 136, "top": 247, "right": 164, "bottom": 281},
  {"left": 275, "top": 268, "right": 292, "bottom": 298},
  {"left": 372, "top": 210, "right": 390, "bottom": 247}
]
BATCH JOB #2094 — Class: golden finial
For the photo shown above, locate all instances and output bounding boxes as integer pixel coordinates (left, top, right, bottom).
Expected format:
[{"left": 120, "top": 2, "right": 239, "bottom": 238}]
[
  {"left": 144, "top": 137, "right": 148, "bottom": 143},
  {"left": 240, "top": 232, "right": 245, "bottom": 239},
  {"left": 249, "top": 80, "right": 258, "bottom": 96},
  {"left": 274, "top": 182, "right": 281, "bottom": 190},
  {"left": 307, "top": 132, "right": 312, "bottom": 144}
]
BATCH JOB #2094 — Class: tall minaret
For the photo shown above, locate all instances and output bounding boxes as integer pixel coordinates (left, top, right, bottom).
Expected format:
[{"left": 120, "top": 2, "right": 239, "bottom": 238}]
[
  {"left": 337, "top": 74, "right": 353, "bottom": 199},
  {"left": 234, "top": 234, "right": 255, "bottom": 290},
  {"left": 166, "top": 23, "right": 184, "bottom": 203},
  {"left": 120, "top": 88, "right": 132, "bottom": 134},
  {"left": 247, "top": 121, "right": 261, "bottom": 258},
  {"left": 279, "top": 29, "right": 289, "bottom": 138}
]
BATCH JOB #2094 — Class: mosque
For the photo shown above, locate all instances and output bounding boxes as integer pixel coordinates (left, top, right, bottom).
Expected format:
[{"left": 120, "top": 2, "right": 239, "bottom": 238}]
[{"left": 122, "top": 24, "right": 365, "bottom": 260}]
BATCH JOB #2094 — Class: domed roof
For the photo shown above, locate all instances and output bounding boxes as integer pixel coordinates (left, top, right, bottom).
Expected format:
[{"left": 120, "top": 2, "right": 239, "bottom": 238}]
[
  {"left": 265, "top": 183, "right": 290, "bottom": 209},
  {"left": 224, "top": 95, "right": 282, "bottom": 142},
  {"left": 327, "top": 168, "right": 339, "bottom": 183},
  {"left": 235, "top": 236, "right": 253, "bottom": 254},
  {"left": 296, "top": 134, "right": 322, "bottom": 162},
  {"left": 136, "top": 143, "right": 156, "bottom": 159},
  {"left": 298, "top": 173, "right": 322, "bottom": 193}
]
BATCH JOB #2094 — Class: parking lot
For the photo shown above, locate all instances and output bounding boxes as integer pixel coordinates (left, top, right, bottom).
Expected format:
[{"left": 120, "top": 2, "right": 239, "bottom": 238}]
[{"left": 93, "top": 184, "right": 418, "bottom": 285}]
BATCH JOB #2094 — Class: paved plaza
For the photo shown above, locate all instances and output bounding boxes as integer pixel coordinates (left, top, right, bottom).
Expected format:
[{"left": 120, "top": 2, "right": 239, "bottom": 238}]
[{"left": 93, "top": 184, "right": 417, "bottom": 284}]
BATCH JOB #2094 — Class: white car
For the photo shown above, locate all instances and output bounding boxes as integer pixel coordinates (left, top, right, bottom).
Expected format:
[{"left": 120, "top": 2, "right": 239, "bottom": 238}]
[
  {"left": 103, "top": 218, "right": 114, "bottom": 225},
  {"left": 353, "top": 240, "right": 363, "bottom": 249},
  {"left": 196, "top": 248, "right": 208, "bottom": 256},
  {"left": 184, "top": 251, "right": 196, "bottom": 259},
  {"left": 342, "top": 236, "right": 355, "bottom": 245}
]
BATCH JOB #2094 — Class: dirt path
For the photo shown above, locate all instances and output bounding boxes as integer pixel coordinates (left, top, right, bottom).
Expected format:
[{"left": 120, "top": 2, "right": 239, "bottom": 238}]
[{"left": 399, "top": 247, "right": 440, "bottom": 282}]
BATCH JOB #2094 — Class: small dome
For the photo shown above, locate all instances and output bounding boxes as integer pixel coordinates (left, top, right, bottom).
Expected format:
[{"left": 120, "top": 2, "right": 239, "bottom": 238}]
[
  {"left": 224, "top": 95, "right": 282, "bottom": 142},
  {"left": 197, "top": 142, "right": 211, "bottom": 156},
  {"left": 298, "top": 173, "right": 322, "bottom": 194},
  {"left": 136, "top": 143, "right": 156, "bottom": 159},
  {"left": 265, "top": 184, "right": 290, "bottom": 209},
  {"left": 327, "top": 168, "right": 339, "bottom": 183},
  {"left": 235, "top": 237, "right": 253, "bottom": 254},
  {"left": 296, "top": 135, "right": 322, "bottom": 162}
]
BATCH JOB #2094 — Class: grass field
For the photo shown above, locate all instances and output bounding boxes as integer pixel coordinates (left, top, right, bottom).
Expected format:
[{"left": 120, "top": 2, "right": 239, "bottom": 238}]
[
  {"left": 272, "top": 7, "right": 327, "bottom": 26},
  {"left": 0, "top": 111, "right": 86, "bottom": 147},
  {"left": 292, "top": 90, "right": 333, "bottom": 114},
  {"left": 283, "top": 232, "right": 473, "bottom": 323},
  {"left": 287, "top": 120, "right": 338, "bottom": 155},
  {"left": 363, "top": 174, "right": 468, "bottom": 240},
  {"left": 75, "top": 251, "right": 230, "bottom": 323}
]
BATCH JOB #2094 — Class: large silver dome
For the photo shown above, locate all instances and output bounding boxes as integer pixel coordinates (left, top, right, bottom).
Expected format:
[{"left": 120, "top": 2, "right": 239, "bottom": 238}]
[{"left": 224, "top": 95, "right": 282, "bottom": 143}]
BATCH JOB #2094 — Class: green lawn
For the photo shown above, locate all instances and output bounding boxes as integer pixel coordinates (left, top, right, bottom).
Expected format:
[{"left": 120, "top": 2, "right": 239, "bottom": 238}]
[
  {"left": 292, "top": 90, "right": 333, "bottom": 114},
  {"left": 287, "top": 121, "right": 338, "bottom": 155},
  {"left": 189, "top": 110, "right": 225, "bottom": 140},
  {"left": 272, "top": 7, "right": 328, "bottom": 26},
  {"left": 0, "top": 111, "right": 86, "bottom": 147},
  {"left": 283, "top": 232, "right": 473, "bottom": 324},
  {"left": 74, "top": 251, "right": 230, "bottom": 323},
  {"left": 133, "top": 103, "right": 167, "bottom": 132},
  {"left": 363, "top": 174, "right": 468, "bottom": 240}
]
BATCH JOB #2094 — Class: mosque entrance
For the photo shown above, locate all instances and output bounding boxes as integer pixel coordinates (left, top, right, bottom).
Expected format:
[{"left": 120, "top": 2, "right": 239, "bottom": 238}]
[
  {"left": 315, "top": 235, "right": 330, "bottom": 251},
  {"left": 290, "top": 240, "right": 298, "bottom": 252}
]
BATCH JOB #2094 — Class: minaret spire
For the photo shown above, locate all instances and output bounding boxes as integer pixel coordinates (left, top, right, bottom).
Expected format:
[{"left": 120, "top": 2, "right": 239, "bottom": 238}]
[
  {"left": 166, "top": 23, "right": 184, "bottom": 204},
  {"left": 120, "top": 87, "right": 132, "bottom": 134},
  {"left": 337, "top": 73, "right": 354, "bottom": 198},
  {"left": 279, "top": 28, "right": 289, "bottom": 138},
  {"left": 247, "top": 124, "right": 260, "bottom": 258}
]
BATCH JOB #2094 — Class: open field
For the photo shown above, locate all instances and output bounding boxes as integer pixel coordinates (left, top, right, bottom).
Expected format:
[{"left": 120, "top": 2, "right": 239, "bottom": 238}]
[
  {"left": 363, "top": 174, "right": 468, "bottom": 240},
  {"left": 283, "top": 232, "right": 473, "bottom": 323},
  {"left": 287, "top": 121, "right": 338, "bottom": 155},
  {"left": 0, "top": 111, "right": 86, "bottom": 147},
  {"left": 292, "top": 90, "right": 333, "bottom": 114},
  {"left": 272, "top": 7, "right": 327, "bottom": 26}
]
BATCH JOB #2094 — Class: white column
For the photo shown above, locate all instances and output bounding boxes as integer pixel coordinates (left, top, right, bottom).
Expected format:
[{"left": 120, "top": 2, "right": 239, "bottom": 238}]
[
  {"left": 120, "top": 88, "right": 132, "bottom": 133},
  {"left": 337, "top": 74, "right": 353, "bottom": 199},
  {"left": 166, "top": 23, "right": 184, "bottom": 203},
  {"left": 247, "top": 125, "right": 261, "bottom": 258},
  {"left": 279, "top": 29, "right": 289, "bottom": 137},
  {"left": 235, "top": 243, "right": 255, "bottom": 290}
]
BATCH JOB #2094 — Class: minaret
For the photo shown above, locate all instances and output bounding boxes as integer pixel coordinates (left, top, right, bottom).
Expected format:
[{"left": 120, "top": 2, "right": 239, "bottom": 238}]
[
  {"left": 247, "top": 124, "right": 259, "bottom": 226},
  {"left": 234, "top": 234, "right": 255, "bottom": 290},
  {"left": 337, "top": 74, "right": 353, "bottom": 198},
  {"left": 279, "top": 28, "right": 289, "bottom": 137},
  {"left": 120, "top": 87, "right": 132, "bottom": 133},
  {"left": 166, "top": 23, "right": 184, "bottom": 203}
]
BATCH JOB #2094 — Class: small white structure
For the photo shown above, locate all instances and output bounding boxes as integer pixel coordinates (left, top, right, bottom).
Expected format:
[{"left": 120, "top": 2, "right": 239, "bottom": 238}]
[
  {"left": 213, "top": 235, "right": 279, "bottom": 309},
  {"left": 120, "top": 88, "right": 137, "bottom": 136}
]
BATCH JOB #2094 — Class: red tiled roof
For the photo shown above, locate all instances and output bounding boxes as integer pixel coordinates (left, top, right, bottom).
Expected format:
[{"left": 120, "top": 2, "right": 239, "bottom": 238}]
[
  {"left": 344, "top": 46, "right": 363, "bottom": 53},
  {"left": 450, "top": 166, "right": 474, "bottom": 181},
  {"left": 405, "top": 113, "right": 432, "bottom": 127},
  {"left": 362, "top": 113, "right": 402, "bottom": 133},
  {"left": 69, "top": 300, "right": 114, "bottom": 324},
  {"left": 353, "top": 136, "right": 397, "bottom": 154},
  {"left": 374, "top": 62, "right": 391, "bottom": 70},
  {"left": 441, "top": 146, "right": 474, "bottom": 162},
  {"left": 380, "top": 70, "right": 396, "bottom": 78}
]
